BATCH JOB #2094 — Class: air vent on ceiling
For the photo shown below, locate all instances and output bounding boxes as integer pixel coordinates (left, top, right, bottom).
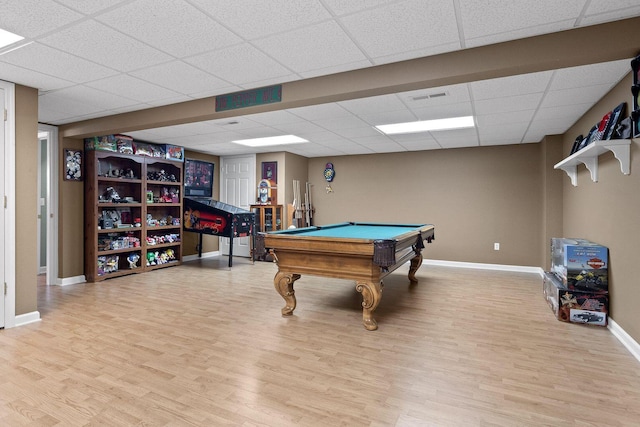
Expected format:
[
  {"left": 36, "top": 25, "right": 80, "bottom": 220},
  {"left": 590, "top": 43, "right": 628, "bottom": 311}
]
[{"left": 411, "top": 91, "right": 448, "bottom": 101}]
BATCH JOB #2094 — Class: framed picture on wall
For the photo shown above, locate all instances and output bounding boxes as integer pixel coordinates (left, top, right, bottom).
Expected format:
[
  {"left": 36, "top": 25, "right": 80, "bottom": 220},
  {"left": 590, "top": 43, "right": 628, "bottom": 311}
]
[
  {"left": 262, "top": 161, "right": 277, "bottom": 184},
  {"left": 64, "top": 149, "right": 83, "bottom": 181}
]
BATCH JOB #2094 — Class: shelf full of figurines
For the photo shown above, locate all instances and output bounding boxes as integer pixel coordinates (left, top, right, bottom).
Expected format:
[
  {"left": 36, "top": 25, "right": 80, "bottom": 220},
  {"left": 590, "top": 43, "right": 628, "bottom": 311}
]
[
  {"left": 145, "top": 213, "right": 181, "bottom": 228},
  {"left": 99, "top": 186, "right": 141, "bottom": 205},
  {"left": 146, "top": 248, "right": 177, "bottom": 267},
  {"left": 97, "top": 251, "right": 143, "bottom": 276}
]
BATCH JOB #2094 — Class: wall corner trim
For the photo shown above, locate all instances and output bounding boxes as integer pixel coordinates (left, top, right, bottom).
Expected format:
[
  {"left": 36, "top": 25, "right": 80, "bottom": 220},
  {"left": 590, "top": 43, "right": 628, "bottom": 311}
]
[
  {"left": 608, "top": 318, "right": 640, "bottom": 364},
  {"left": 14, "top": 311, "right": 41, "bottom": 327},
  {"left": 57, "top": 275, "right": 87, "bottom": 286}
]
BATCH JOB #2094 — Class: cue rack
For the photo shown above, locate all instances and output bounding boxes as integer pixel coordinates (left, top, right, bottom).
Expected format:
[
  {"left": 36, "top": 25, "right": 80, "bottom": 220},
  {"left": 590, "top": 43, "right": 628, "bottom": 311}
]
[{"left": 292, "top": 180, "right": 314, "bottom": 228}]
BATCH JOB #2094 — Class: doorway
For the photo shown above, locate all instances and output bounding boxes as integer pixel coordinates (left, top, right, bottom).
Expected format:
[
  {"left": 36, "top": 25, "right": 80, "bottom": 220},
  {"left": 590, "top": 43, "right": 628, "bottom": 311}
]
[
  {"left": 219, "top": 154, "right": 256, "bottom": 258},
  {"left": 37, "top": 124, "right": 59, "bottom": 286}
]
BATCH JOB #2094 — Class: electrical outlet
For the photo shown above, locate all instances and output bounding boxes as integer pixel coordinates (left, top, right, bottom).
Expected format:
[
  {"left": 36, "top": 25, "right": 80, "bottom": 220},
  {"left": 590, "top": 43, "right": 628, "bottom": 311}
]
[{"left": 494, "top": 242, "right": 500, "bottom": 251}]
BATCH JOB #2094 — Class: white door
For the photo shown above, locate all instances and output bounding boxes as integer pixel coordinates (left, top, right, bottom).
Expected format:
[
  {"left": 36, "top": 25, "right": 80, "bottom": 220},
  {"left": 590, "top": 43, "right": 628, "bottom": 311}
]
[
  {"left": 220, "top": 155, "right": 255, "bottom": 257},
  {"left": 1, "top": 87, "right": 5, "bottom": 327}
]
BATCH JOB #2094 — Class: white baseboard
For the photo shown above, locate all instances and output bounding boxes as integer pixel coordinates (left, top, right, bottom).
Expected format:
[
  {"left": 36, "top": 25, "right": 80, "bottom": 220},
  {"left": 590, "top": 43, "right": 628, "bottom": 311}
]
[
  {"left": 423, "top": 259, "right": 544, "bottom": 276},
  {"left": 608, "top": 318, "right": 640, "bottom": 363},
  {"left": 15, "top": 311, "right": 41, "bottom": 326},
  {"left": 182, "top": 251, "right": 220, "bottom": 262},
  {"left": 56, "top": 275, "right": 86, "bottom": 286}
]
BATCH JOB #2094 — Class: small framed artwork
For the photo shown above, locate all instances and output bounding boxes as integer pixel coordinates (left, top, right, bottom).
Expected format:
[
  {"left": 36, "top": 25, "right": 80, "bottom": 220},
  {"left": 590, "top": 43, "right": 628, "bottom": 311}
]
[
  {"left": 262, "top": 161, "right": 277, "bottom": 184},
  {"left": 64, "top": 149, "right": 83, "bottom": 181}
]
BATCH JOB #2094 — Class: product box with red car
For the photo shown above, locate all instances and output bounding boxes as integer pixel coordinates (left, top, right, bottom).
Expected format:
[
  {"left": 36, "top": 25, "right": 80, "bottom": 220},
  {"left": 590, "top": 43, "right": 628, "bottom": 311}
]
[
  {"left": 550, "top": 238, "right": 608, "bottom": 292},
  {"left": 543, "top": 272, "right": 608, "bottom": 326}
]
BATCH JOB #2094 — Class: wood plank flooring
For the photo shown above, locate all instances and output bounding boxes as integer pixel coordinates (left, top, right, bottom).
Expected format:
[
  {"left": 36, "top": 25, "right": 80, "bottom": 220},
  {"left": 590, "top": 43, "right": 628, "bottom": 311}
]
[{"left": 1, "top": 258, "right": 639, "bottom": 426}]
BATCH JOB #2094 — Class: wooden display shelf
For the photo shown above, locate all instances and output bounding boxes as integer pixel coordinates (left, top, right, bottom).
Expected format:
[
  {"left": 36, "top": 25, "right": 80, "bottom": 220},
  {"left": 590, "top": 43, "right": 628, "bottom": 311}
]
[
  {"left": 85, "top": 149, "right": 184, "bottom": 282},
  {"left": 554, "top": 139, "right": 631, "bottom": 186}
]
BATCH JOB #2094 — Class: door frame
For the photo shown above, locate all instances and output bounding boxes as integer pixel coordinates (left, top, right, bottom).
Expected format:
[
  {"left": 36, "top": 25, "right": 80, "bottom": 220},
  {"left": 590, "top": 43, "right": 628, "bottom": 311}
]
[
  {"left": 38, "top": 123, "right": 59, "bottom": 286},
  {"left": 219, "top": 154, "right": 256, "bottom": 257},
  {"left": 1, "top": 80, "right": 16, "bottom": 328}
]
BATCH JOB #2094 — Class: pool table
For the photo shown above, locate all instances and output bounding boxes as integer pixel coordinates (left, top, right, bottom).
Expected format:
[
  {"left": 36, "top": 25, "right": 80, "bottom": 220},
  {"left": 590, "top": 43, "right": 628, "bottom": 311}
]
[{"left": 255, "top": 222, "right": 435, "bottom": 330}]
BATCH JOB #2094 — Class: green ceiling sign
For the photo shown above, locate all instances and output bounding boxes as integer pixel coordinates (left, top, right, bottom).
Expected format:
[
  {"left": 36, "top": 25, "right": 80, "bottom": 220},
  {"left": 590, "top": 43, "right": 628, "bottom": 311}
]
[{"left": 215, "top": 85, "right": 282, "bottom": 112}]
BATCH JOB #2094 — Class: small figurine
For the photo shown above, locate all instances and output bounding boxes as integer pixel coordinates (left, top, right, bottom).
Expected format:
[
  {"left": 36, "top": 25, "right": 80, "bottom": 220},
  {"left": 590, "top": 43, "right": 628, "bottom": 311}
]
[
  {"left": 127, "top": 253, "right": 140, "bottom": 269},
  {"left": 146, "top": 252, "right": 156, "bottom": 266}
]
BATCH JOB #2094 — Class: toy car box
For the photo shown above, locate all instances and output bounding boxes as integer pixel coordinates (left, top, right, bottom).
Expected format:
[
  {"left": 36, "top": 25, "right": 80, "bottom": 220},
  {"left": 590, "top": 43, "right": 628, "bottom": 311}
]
[
  {"left": 550, "top": 238, "right": 608, "bottom": 292},
  {"left": 543, "top": 272, "right": 608, "bottom": 326},
  {"left": 85, "top": 134, "right": 117, "bottom": 152}
]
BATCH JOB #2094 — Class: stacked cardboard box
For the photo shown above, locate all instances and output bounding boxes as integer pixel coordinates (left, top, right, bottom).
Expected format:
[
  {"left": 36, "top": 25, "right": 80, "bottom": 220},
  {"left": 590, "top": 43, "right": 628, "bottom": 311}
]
[{"left": 543, "top": 238, "right": 609, "bottom": 326}]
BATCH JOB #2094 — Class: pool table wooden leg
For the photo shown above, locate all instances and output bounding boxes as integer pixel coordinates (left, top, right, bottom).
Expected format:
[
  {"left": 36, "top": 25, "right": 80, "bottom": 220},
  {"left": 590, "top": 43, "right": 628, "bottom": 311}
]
[
  {"left": 274, "top": 271, "right": 301, "bottom": 316},
  {"left": 356, "top": 280, "right": 383, "bottom": 331},
  {"left": 408, "top": 253, "right": 423, "bottom": 283}
]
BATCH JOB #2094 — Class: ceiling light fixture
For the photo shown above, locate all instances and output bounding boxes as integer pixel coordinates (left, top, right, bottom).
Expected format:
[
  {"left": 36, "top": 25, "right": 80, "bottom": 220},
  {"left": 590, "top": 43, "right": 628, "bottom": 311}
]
[
  {"left": 374, "top": 116, "right": 475, "bottom": 135},
  {"left": 0, "top": 28, "right": 24, "bottom": 49},
  {"left": 232, "top": 134, "right": 308, "bottom": 147}
]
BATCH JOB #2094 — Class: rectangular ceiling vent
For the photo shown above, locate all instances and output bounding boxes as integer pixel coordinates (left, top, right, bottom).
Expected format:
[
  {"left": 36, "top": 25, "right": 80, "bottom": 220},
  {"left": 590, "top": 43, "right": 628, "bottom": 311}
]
[{"left": 411, "top": 92, "right": 448, "bottom": 101}]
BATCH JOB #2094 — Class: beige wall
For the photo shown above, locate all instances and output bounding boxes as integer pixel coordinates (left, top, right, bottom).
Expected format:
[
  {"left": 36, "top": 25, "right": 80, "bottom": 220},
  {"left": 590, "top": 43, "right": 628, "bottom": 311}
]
[
  {"left": 182, "top": 150, "right": 220, "bottom": 256},
  {"left": 561, "top": 72, "right": 640, "bottom": 342},
  {"left": 308, "top": 144, "right": 546, "bottom": 266},
  {"left": 15, "top": 85, "right": 38, "bottom": 315},
  {"left": 59, "top": 137, "right": 85, "bottom": 278}
]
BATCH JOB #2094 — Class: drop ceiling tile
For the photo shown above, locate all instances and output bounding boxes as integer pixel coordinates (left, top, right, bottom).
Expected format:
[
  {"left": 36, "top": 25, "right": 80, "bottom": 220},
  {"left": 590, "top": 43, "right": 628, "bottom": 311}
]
[
  {"left": 398, "top": 139, "right": 442, "bottom": 151},
  {"left": 459, "top": 0, "right": 585, "bottom": 42},
  {"left": 436, "top": 139, "right": 480, "bottom": 149},
  {"left": 253, "top": 21, "right": 367, "bottom": 73},
  {"left": 470, "top": 72, "right": 552, "bottom": 99},
  {"left": 0, "top": 62, "right": 73, "bottom": 92},
  {"left": 523, "top": 129, "right": 548, "bottom": 143},
  {"left": 291, "top": 103, "right": 352, "bottom": 121},
  {"left": 534, "top": 104, "right": 592, "bottom": 122},
  {"left": 412, "top": 103, "right": 474, "bottom": 121},
  {"left": 271, "top": 121, "right": 328, "bottom": 136},
  {"left": 0, "top": 43, "right": 119, "bottom": 84},
  {"left": 322, "top": 0, "right": 398, "bottom": 16},
  {"left": 246, "top": 110, "right": 306, "bottom": 126},
  {"left": 475, "top": 93, "right": 542, "bottom": 115},
  {"left": 365, "top": 142, "right": 408, "bottom": 153},
  {"left": 96, "top": 0, "right": 241, "bottom": 58},
  {"left": 85, "top": 74, "right": 182, "bottom": 103},
  {"left": 540, "top": 85, "right": 614, "bottom": 108},
  {"left": 185, "top": 43, "right": 293, "bottom": 86},
  {"left": 0, "top": 0, "right": 83, "bottom": 38},
  {"left": 142, "top": 95, "right": 194, "bottom": 108},
  {"left": 39, "top": 20, "right": 173, "bottom": 72},
  {"left": 431, "top": 128, "right": 479, "bottom": 148},
  {"left": 333, "top": 126, "right": 382, "bottom": 139},
  {"left": 476, "top": 110, "right": 536, "bottom": 127},
  {"left": 298, "top": 60, "right": 374, "bottom": 79},
  {"left": 190, "top": 0, "right": 332, "bottom": 40},
  {"left": 339, "top": 0, "right": 459, "bottom": 59},
  {"left": 358, "top": 109, "right": 418, "bottom": 127},
  {"left": 129, "top": 61, "right": 231, "bottom": 96},
  {"left": 581, "top": 4, "right": 640, "bottom": 25},
  {"left": 339, "top": 94, "right": 407, "bottom": 116},
  {"left": 370, "top": 42, "right": 463, "bottom": 65},
  {"left": 477, "top": 123, "right": 526, "bottom": 141},
  {"left": 55, "top": 0, "right": 130, "bottom": 14},
  {"left": 312, "top": 115, "right": 370, "bottom": 131},
  {"left": 549, "top": 60, "right": 631, "bottom": 90}
]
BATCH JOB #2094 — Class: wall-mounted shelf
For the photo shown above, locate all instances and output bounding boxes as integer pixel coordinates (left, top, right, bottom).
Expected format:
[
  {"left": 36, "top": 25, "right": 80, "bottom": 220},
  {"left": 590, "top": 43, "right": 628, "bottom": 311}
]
[{"left": 554, "top": 139, "right": 631, "bottom": 186}]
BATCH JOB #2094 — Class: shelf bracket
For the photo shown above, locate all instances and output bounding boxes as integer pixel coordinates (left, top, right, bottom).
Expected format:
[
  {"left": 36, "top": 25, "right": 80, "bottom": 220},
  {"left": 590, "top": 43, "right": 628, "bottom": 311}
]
[
  {"left": 579, "top": 157, "right": 599, "bottom": 183},
  {"left": 607, "top": 143, "right": 631, "bottom": 175}
]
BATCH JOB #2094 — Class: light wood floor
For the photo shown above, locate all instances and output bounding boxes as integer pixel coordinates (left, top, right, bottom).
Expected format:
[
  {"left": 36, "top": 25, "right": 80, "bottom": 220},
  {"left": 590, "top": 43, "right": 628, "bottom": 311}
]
[{"left": 1, "top": 259, "right": 639, "bottom": 426}]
